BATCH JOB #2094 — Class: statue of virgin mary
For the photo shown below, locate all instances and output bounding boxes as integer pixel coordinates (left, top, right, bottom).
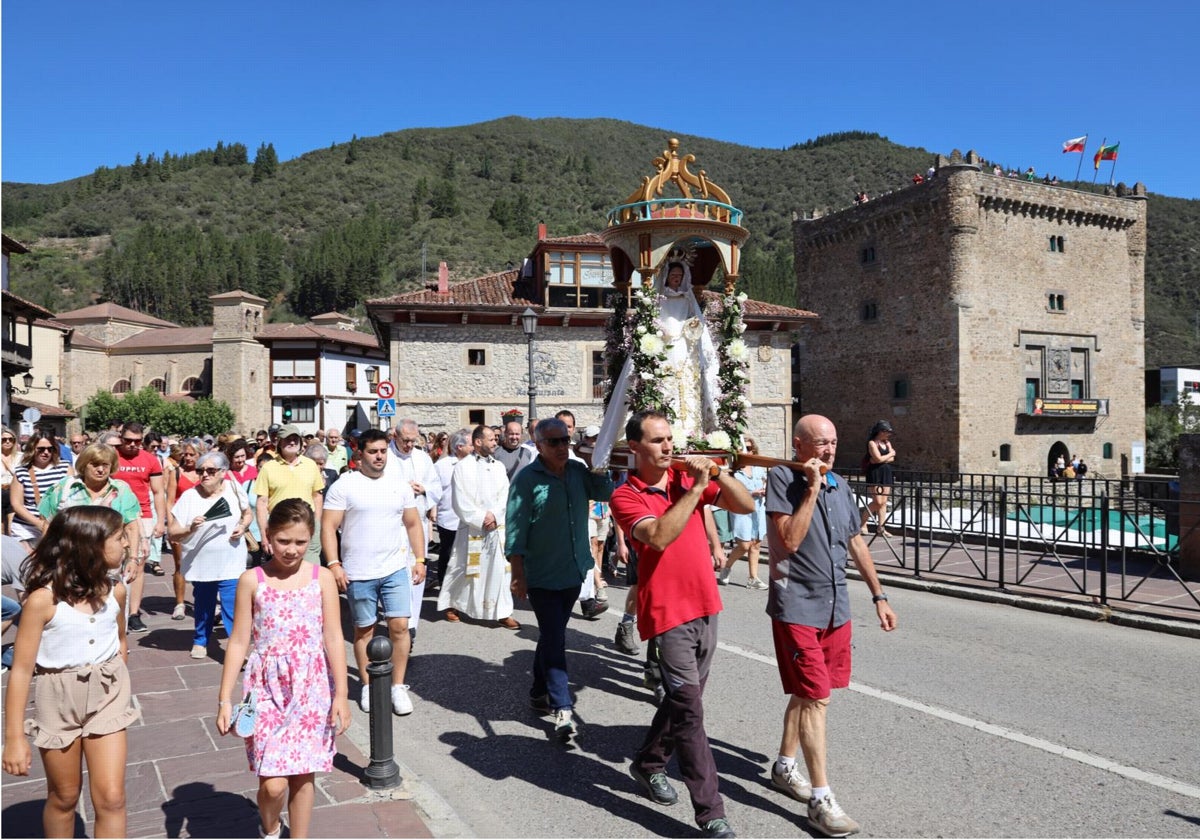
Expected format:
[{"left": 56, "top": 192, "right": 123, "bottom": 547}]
[{"left": 593, "top": 259, "right": 722, "bottom": 468}]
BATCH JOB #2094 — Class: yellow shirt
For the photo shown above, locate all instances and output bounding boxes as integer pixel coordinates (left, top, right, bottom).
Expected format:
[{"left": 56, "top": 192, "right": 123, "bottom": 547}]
[{"left": 253, "top": 454, "right": 325, "bottom": 511}]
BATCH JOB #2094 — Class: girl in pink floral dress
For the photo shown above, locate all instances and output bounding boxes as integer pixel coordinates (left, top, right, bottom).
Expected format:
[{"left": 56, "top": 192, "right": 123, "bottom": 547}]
[{"left": 217, "top": 499, "right": 350, "bottom": 839}]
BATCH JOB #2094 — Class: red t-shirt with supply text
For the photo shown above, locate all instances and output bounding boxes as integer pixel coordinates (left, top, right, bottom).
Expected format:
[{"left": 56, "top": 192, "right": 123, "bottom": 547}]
[
  {"left": 611, "top": 469, "right": 722, "bottom": 640},
  {"left": 117, "top": 449, "right": 163, "bottom": 517}
]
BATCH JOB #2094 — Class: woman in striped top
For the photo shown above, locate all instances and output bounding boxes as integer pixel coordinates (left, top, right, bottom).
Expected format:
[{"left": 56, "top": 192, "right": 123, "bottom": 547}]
[{"left": 8, "top": 431, "right": 73, "bottom": 549}]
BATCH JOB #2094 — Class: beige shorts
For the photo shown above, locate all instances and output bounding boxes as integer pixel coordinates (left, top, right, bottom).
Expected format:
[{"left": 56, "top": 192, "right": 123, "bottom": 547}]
[{"left": 26, "top": 655, "right": 138, "bottom": 749}]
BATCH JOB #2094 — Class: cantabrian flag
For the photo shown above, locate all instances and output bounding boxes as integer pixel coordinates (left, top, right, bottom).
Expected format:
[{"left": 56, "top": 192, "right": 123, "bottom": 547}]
[
  {"left": 1093, "top": 142, "right": 1119, "bottom": 169},
  {"left": 1061, "top": 135, "right": 1087, "bottom": 153}
]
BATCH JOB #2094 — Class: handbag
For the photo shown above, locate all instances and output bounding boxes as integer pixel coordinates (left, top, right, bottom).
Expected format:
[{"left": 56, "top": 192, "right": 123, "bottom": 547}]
[{"left": 229, "top": 692, "right": 257, "bottom": 738}]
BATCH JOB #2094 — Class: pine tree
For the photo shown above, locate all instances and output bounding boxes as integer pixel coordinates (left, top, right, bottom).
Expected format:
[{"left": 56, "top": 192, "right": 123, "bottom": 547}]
[
  {"left": 252, "top": 142, "right": 279, "bottom": 182},
  {"left": 345, "top": 134, "right": 360, "bottom": 164}
]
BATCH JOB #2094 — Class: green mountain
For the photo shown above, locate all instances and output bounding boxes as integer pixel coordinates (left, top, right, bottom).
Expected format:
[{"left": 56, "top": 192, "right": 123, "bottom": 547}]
[{"left": 3, "top": 117, "right": 1196, "bottom": 366}]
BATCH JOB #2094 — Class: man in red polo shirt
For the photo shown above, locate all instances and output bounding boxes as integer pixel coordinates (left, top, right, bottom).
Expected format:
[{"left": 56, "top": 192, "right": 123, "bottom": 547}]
[
  {"left": 116, "top": 422, "right": 167, "bottom": 633},
  {"left": 610, "top": 410, "right": 754, "bottom": 840}
]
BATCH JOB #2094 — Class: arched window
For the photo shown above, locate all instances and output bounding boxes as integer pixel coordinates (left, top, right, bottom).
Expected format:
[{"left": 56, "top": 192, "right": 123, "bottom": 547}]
[
  {"left": 112, "top": 379, "right": 131, "bottom": 395},
  {"left": 999, "top": 444, "right": 1012, "bottom": 462},
  {"left": 1103, "top": 442, "right": 1113, "bottom": 459},
  {"left": 149, "top": 378, "right": 167, "bottom": 395},
  {"left": 181, "top": 376, "right": 204, "bottom": 395}
]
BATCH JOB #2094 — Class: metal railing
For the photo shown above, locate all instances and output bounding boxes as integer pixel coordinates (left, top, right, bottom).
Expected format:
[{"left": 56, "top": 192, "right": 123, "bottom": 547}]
[{"left": 846, "top": 470, "right": 1199, "bottom": 622}]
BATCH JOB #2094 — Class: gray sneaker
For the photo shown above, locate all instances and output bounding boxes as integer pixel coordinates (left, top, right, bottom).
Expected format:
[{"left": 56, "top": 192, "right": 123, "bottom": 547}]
[
  {"left": 614, "top": 621, "right": 641, "bottom": 655},
  {"left": 807, "top": 793, "right": 860, "bottom": 838},
  {"left": 746, "top": 577, "right": 768, "bottom": 590},
  {"left": 770, "top": 763, "right": 812, "bottom": 802},
  {"left": 717, "top": 567, "right": 731, "bottom": 585}
]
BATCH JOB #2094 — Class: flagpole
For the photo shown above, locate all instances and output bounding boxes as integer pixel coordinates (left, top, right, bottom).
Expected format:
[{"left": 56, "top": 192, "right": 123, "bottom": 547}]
[
  {"left": 1074, "top": 134, "right": 1087, "bottom": 183},
  {"left": 1092, "top": 136, "right": 1106, "bottom": 185},
  {"left": 1108, "top": 141, "right": 1120, "bottom": 186}
]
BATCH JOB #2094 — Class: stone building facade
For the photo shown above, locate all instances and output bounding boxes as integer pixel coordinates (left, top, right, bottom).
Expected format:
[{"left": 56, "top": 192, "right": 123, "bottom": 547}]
[
  {"left": 369, "top": 234, "right": 814, "bottom": 458},
  {"left": 793, "top": 153, "right": 1147, "bottom": 477}
]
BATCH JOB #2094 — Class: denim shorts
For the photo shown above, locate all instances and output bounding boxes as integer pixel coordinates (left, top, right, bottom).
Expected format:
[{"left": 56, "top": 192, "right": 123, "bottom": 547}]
[{"left": 346, "top": 567, "right": 412, "bottom": 628}]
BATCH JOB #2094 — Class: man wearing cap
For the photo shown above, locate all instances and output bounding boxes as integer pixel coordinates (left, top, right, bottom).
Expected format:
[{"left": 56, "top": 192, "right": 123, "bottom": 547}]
[{"left": 253, "top": 424, "right": 325, "bottom": 558}]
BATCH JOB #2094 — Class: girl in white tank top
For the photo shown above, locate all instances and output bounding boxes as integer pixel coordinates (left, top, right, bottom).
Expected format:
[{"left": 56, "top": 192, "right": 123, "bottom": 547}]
[{"left": 1, "top": 506, "right": 137, "bottom": 838}]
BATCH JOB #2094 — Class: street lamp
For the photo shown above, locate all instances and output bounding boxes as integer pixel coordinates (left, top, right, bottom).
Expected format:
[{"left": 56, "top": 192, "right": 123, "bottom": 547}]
[{"left": 520, "top": 307, "right": 538, "bottom": 422}]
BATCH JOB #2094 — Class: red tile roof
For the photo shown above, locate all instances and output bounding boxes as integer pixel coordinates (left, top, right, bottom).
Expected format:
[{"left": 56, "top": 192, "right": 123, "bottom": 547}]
[
  {"left": 369, "top": 269, "right": 816, "bottom": 322},
  {"left": 257, "top": 323, "right": 383, "bottom": 350},
  {"left": 369, "top": 269, "right": 532, "bottom": 309},
  {"left": 55, "top": 302, "right": 179, "bottom": 328},
  {"left": 111, "top": 326, "right": 215, "bottom": 350},
  {"left": 2, "top": 290, "right": 55, "bottom": 320},
  {"left": 541, "top": 233, "right": 606, "bottom": 247},
  {"left": 9, "top": 398, "right": 75, "bottom": 418}
]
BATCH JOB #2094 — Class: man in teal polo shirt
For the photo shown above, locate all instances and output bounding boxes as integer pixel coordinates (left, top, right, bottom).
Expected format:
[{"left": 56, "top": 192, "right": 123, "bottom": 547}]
[{"left": 506, "top": 417, "right": 613, "bottom": 744}]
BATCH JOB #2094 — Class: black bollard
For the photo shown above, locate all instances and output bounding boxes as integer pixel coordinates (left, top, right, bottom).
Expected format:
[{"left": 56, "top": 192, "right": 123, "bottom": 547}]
[{"left": 364, "top": 635, "right": 401, "bottom": 789}]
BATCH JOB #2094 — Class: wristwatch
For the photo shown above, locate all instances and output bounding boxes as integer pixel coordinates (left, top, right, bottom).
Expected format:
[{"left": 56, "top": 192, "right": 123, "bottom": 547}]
[{"left": 872, "top": 593, "right": 889, "bottom": 603}]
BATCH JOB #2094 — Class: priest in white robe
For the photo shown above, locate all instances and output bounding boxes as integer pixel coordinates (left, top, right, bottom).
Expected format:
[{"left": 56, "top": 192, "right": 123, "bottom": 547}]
[{"left": 438, "top": 425, "right": 518, "bottom": 628}]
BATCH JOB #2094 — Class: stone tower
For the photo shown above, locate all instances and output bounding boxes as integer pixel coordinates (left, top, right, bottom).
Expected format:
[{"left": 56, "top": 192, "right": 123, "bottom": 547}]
[
  {"left": 793, "top": 154, "right": 1146, "bottom": 477},
  {"left": 210, "top": 291, "right": 269, "bottom": 433}
]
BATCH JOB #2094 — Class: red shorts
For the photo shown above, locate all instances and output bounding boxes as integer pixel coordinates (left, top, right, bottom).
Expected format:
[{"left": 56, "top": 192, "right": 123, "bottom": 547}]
[{"left": 772, "top": 619, "right": 852, "bottom": 700}]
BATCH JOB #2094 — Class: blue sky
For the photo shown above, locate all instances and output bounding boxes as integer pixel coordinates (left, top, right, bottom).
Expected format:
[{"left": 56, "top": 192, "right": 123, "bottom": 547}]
[{"left": 4, "top": 0, "right": 1197, "bottom": 199}]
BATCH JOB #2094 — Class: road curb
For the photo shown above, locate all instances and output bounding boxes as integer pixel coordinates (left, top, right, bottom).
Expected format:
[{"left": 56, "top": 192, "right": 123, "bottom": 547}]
[{"left": 850, "top": 570, "right": 1200, "bottom": 640}]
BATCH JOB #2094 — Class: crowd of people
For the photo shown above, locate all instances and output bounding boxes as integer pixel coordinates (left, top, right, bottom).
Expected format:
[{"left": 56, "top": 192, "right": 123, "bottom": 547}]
[{"left": 2, "top": 410, "right": 898, "bottom": 839}]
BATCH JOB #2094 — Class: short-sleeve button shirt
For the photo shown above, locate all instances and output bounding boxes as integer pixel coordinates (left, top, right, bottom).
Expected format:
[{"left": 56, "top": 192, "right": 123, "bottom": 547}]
[{"left": 764, "top": 467, "right": 860, "bottom": 629}]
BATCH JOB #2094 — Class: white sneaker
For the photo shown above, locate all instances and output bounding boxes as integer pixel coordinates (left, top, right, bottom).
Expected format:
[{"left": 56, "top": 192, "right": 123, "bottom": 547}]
[
  {"left": 808, "top": 793, "right": 860, "bottom": 837},
  {"left": 391, "top": 684, "right": 414, "bottom": 716},
  {"left": 359, "top": 690, "right": 370, "bottom": 714},
  {"left": 717, "top": 567, "right": 731, "bottom": 586},
  {"left": 553, "top": 708, "right": 577, "bottom": 742},
  {"left": 746, "top": 577, "right": 768, "bottom": 591}
]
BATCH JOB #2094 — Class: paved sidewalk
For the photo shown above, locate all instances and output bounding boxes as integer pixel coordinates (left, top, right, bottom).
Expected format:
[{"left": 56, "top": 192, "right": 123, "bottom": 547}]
[{"left": 1, "top": 571, "right": 436, "bottom": 838}]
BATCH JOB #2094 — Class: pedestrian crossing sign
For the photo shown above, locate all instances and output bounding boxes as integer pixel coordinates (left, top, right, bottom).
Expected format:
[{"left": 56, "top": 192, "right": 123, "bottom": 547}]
[{"left": 377, "top": 398, "right": 396, "bottom": 417}]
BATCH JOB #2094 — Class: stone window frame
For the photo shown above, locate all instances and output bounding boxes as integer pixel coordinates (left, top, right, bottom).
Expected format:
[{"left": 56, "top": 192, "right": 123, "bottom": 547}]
[
  {"left": 861, "top": 301, "right": 879, "bottom": 322},
  {"left": 891, "top": 375, "right": 910, "bottom": 403},
  {"left": 586, "top": 344, "right": 606, "bottom": 400},
  {"left": 999, "top": 444, "right": 1012, "bottom": 462},
  {"left": 467, "top": 408, "right": 486, "bottom": 426},
  {"left": 148, "top": 378, "right": 167, "bottom": 395},
  {"left": 180, "top": 376, "right": 205, "bottom": 395},
  {"left": 466, "top": 348, "right": 488, "bottom": 367},
  {"left": 111, "top": 378, "right": 132, "bottom": 395},
  {"left": 1046, "top": 291, "right": 1067, "bottom": 314},
  {"left": 1048, "top": 235, "right": 1066, "bottom": 253}
]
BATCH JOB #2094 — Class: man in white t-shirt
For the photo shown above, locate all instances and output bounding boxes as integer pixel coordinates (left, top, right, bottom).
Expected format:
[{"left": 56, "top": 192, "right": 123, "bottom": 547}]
[{"left": 323, "top": 429, "right": 427, "bottom": 716}]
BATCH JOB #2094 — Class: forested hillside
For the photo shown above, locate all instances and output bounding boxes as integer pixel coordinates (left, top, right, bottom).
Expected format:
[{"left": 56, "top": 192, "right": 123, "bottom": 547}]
[{"left": 3, "top": 117, "right": 1196, "bottom": 366}]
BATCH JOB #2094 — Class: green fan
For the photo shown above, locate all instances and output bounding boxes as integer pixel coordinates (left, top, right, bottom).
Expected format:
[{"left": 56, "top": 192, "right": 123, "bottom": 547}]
[{"left": 202, "top": 497, "right": 232, "bottom": 521}]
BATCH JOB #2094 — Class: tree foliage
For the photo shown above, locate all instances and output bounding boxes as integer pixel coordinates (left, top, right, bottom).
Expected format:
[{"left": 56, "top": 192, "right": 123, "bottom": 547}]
[
  {"left": 81, "top": 387, "right": 235, "bottom": 436},
  {"left": 3, "top": 118, "right": 1195, "bottom": 365},
  {"left": 1145, "top": 399, "right": 1200, "bottom": 472}
]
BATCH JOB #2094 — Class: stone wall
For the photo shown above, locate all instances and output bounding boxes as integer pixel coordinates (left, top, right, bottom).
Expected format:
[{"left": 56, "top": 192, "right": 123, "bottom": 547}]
[
  {"left": 794, "top": 166, "right": 1146, "bottom": 476},
  {"left": 387, "top": 321, "right": 796, "bottom": 451}
]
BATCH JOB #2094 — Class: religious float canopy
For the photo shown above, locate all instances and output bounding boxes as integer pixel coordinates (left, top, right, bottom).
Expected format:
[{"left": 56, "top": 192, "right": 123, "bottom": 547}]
[{"left": 593, "top": 139, "right": 755, "bottom": 468}]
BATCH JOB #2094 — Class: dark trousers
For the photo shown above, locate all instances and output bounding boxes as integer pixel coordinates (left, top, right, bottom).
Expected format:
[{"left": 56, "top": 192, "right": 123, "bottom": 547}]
[
  {"left": 527, "top": 585, "right": 582, "bottom": 712},
  {"left": 435, "top": 525, "right": 457, "bottom": 584},
  {"left": 637, "top": 614, "right": 724, "bottom": 825}
]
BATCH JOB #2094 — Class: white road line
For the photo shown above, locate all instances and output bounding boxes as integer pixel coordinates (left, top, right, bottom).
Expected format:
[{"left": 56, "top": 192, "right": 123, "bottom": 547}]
[{"left": 717, "top": 641, "right": 1200, "bottom": 801}]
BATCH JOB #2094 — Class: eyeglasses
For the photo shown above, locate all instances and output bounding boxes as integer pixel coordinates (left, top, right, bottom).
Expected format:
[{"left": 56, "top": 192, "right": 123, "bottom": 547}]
[
  {"left": 1, "top": 437, "right": 14, "bottom": 443},
  {"left": 35, "top": 446, "right": 55, "bottom": 453},
  {"left": 198, "top": 467, "right": 222, "bottom": 477},
  {"left": 121, "top": 437, "right": 143, "bottom": 444},
  {"left": 539, "top": 437, "right": 571, "bottom": 447},
  {"left": 71, "top": 439, "right": 88, "bottom": 446}
]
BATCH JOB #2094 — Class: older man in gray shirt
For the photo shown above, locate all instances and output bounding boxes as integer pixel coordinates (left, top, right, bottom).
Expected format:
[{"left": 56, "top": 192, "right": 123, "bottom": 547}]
[{"left": 765, "top": 413, "right": 897, "bottom": 839}]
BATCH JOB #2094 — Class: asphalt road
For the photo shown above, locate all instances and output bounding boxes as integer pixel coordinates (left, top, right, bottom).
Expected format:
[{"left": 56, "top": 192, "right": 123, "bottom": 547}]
[{"left": 358, "top": 574, "right": 1200, "bottom": 838}]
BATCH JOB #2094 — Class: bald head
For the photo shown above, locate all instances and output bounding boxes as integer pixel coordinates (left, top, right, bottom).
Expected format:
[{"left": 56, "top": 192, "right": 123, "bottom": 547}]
[{"left": 793, "top": 414, "right": 838, "bottom": 463}]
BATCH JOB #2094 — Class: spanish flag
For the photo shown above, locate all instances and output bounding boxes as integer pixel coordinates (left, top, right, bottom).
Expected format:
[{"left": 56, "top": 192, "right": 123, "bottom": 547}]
[{"left": 1093, "top": 142, "right": 1119, "bottom": 169}]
